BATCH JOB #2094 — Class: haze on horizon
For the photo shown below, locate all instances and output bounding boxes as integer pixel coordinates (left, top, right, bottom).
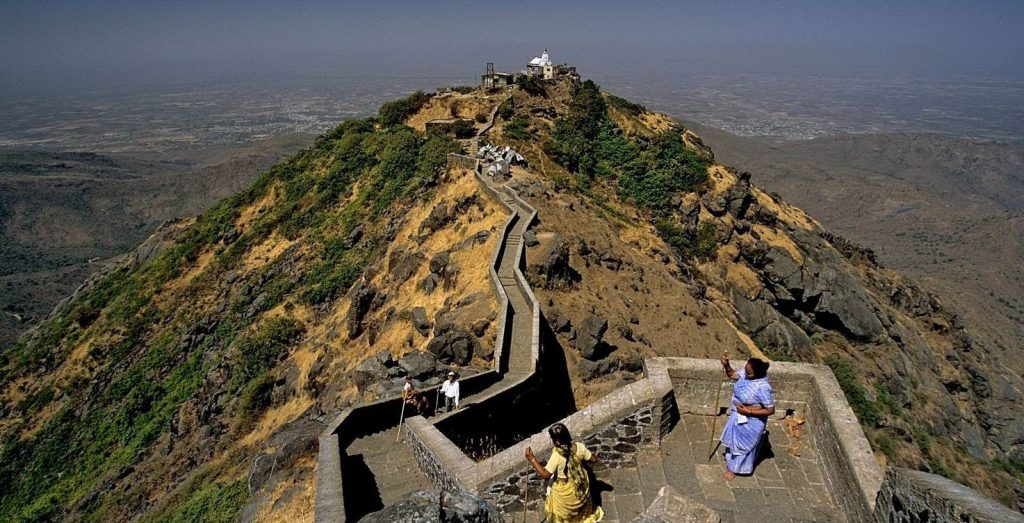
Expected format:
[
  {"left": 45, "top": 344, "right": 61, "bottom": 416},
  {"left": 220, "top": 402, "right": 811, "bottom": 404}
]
[{"left": 2, "top": 0, "right": 1024, "bottom": 96}]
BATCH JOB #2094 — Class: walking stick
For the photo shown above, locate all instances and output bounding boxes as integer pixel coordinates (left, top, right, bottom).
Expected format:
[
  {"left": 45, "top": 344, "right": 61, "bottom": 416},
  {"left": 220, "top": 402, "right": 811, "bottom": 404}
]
[
  {"left": 522, "top": 472, "right": 529, "bottom": 523},
  {"left": 396, "top": 397, "right": 407, "bottom": 443},
  {"left": 707, "top": 352, "right": 728, "bottom": 461}
]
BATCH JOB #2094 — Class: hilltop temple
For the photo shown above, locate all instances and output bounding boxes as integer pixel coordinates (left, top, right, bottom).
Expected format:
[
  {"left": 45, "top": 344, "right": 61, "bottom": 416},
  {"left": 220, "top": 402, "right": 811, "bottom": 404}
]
[{"left": 481, "top": 49, "right": 579, "bottom": 89}]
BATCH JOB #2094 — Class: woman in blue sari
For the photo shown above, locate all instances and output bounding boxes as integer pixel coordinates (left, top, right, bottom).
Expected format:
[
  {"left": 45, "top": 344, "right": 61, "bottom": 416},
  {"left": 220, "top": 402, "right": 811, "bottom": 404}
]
[{"left": 719, "top": 355, "right": 774, "bottom": 480}]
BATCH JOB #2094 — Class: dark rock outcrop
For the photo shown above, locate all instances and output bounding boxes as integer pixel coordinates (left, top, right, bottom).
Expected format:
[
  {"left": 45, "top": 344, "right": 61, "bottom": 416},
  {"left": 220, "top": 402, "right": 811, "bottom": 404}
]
[
  {"left": 412, "top": 307, "right": 432, "bottom": 336},
  {"left": 578, "top": 315, "right": 610, "bottom": 360},
  {"left": 399, "top": 351, "right": 444, "bottom": 381},
  {"left": 528, "top": 235, "right": 575, "bottom": 289},
  {"left": 427, "top": 320, "right": 475, "bottom": 365},
  {"left": 346, "top": 281, "right": 385, "bottom": 339}
]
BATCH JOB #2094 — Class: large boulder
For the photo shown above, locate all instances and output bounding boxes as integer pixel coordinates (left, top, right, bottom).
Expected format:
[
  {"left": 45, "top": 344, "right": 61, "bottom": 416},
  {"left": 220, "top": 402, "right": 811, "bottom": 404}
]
[
  {"left": 412, "top": 307, "right": 432, "bottom": 336},
  {"left": 388, "top": 248, "right": 424, "bottom": 284},
  {"left": 427, "top": 321, "right": 475, "bottom": 365},
  {"left": 527, "top": 234, "right": 575, "bottom": 289},
  {"left": 398, "top": 351, "right": 443, "bottom": 380},
  {"left": 361, "top": 489, "right": 504, "bottom": 523},
  {"left": 577, "top": 315, "right": 610, "bottom": 360},
  {"left": 346, "top": 281, "right": 384, "bottom": 339},
  {"left": 352, "top": 352, "right": 396, "bottom": 391}
]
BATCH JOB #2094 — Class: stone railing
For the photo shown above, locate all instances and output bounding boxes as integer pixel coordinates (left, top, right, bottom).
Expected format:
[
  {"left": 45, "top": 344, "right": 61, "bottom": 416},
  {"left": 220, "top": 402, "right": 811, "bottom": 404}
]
[
  {"left": 404, "top": 357, "right": 676, "bottom": 496},
  {"left": 662, "top": 357, "right": 883, "bottom": 522},
  {"left": 874, "top": 468, "right": 1024, "bottom": 523}
]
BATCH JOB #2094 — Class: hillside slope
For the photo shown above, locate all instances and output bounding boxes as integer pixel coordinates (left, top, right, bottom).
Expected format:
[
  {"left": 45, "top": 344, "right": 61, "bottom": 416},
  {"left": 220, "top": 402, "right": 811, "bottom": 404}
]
[
  {"left": 683, "top": 125, "right": 1024, "bottom": 371},
  {"left": 0, "top": 80, "right": 1021, "bottom": 521},
  {"left": 0, "top": 135, "right": 311, "bottom": 348}
]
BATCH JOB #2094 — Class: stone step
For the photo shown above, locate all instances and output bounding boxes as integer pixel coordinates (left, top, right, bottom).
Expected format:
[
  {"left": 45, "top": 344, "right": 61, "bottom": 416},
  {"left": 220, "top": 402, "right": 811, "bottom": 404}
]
[{"left": 636, "top": 446, "right": 669, "bottom": 509}]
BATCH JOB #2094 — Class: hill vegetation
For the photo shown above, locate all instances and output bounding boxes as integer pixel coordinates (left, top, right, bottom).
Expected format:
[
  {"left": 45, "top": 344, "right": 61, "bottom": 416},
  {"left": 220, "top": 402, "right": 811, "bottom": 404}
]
[{"left": 1, "top": 77, "right": 1021, "bottom": 520}]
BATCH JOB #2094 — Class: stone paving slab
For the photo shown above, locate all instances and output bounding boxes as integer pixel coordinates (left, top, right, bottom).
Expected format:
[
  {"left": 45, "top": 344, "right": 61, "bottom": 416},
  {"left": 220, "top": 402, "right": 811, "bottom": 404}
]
[{"left": 582, "top": 413, "right": 842, "bottom": 523}]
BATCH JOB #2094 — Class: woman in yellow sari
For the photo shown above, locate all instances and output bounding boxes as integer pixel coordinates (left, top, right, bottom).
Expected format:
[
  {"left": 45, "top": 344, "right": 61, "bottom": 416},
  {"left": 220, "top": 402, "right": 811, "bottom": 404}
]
[{"left": 525, "top": 423, "right": 605, "bottom": 523}]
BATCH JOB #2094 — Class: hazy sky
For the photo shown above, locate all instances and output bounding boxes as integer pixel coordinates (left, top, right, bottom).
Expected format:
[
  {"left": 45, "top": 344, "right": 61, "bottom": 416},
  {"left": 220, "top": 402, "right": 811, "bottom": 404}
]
[{"left": 2, "top": 1, "right": 1023, "bottom": 95}]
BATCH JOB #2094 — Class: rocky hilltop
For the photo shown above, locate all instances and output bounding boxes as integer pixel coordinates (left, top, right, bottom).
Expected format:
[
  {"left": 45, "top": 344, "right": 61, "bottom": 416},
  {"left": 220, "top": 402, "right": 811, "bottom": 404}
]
[{"left": 0, "top": 76, "right": 1020, "bottom": 521}]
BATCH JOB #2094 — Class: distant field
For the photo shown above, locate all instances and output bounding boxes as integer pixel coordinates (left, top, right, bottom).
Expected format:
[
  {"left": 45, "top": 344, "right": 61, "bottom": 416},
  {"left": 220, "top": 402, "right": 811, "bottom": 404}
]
[{"left": 0, "top": 135, "right": 311, "bottom": 347}]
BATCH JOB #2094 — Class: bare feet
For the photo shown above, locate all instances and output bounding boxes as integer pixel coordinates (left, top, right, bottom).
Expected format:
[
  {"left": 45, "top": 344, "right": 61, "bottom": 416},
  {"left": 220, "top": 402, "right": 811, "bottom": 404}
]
[{"left": 722, "top": 470, "right": 736, "bottom": 481}]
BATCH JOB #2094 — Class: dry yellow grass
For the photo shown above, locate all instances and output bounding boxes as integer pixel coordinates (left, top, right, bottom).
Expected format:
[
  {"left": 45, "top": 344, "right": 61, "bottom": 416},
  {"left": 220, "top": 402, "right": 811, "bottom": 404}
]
[
  {"left": 236, "top": 188, "right": 279, "bottom": 231},
  {"left": 240, "top": 234, "right": 296, "bottom": 272},
  {"left": 752, "top": 187, "right": 820, "bottom": 231},
  {"left": 640, "top": 112, "right": 674, "bottom": 133},
  {"left": 406, "top": 93, "right": 497, "bottom": 132},
  {"left": 255, "top": 455, "right": 317, "bottom": 522},
  {"left": 239, "top": 396, "right": 315, "bottom": 448},
  {"left": 716, "top": 243, "right": 762, "bottom": 300},
  {"left": 751, "top": 223, "right": 805, "bottom": 264}
]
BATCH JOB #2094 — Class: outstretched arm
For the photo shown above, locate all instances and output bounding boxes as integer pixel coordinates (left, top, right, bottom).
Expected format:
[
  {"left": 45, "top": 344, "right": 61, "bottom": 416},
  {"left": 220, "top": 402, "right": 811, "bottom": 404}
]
[{"left": 525, "top": 447, "right": 552, "bottom": 480}]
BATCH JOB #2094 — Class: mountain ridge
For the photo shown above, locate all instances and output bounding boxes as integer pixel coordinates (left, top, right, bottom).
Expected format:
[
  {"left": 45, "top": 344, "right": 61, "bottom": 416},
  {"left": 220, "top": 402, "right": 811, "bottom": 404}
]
[{"left": 1, "top": 77, "right": 1021, "bottom": 521}]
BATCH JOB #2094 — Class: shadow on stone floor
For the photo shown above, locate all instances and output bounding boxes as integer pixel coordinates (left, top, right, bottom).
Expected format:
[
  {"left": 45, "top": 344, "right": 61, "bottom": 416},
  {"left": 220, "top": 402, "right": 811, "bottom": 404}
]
[{"left": 341, "top": 453, "right": 383, "bottom": 521}]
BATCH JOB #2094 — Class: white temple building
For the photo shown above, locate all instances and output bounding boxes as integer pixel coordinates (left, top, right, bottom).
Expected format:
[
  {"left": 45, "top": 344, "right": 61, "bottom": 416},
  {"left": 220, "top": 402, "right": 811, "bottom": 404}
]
[{"left": 526, "top": 49, "right": 554, "bottom": 79}]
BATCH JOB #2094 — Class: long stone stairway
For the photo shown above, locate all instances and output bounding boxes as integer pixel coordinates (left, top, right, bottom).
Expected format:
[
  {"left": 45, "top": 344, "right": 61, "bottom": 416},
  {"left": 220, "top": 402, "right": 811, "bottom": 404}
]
[{"left": 325, "top": 131, "right": 542, "bottom": 521}]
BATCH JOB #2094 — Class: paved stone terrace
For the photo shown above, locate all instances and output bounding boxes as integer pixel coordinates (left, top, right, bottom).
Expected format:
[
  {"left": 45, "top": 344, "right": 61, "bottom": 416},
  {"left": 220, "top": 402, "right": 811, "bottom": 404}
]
[{"left": 593, "top": 414, "right": 841, "bottom": 523}]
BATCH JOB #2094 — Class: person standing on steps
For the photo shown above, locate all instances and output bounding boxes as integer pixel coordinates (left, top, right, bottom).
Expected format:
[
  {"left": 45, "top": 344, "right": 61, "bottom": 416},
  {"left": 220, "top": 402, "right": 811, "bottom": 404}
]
[
  {"left": 719, "top": 354, "right": 775, "bottom": 481},
  {"left": 525, "top": 423, "right": 604, "bottom": 523},
  {"left": 440, "top": 371, "right": 460, "bottom": 412}
]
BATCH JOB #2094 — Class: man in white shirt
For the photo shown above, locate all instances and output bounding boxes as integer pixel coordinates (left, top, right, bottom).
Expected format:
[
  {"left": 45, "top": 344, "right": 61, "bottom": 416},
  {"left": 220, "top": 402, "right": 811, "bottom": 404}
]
[{"left": 440, "top": 371, "right": 460, "bottom": 412}]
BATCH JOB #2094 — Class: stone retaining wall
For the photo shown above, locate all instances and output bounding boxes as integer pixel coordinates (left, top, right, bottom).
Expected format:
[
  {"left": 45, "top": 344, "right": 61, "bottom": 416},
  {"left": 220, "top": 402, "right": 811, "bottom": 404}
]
[{"left": 874, "top": 468, "right": 1024, "bottom": 523}]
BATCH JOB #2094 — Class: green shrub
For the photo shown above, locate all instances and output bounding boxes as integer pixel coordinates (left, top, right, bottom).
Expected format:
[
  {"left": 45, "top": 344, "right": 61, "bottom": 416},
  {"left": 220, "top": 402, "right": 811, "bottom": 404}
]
[
  {"left": 155, "top": 478, "right": 248, "bottom": 523},
  {"left": 496, "top": 99, "right": 514, "bottom": 120},
  {"left": 504, "top": 118, "right": 532, "bottom": 140},
  {"left": 875, "top": 433, "right": 896, "bottom": 459},
  {"left": 993, "top": 457, "right": 1024, "bottom": 479},
  {"left": 228, "top": 317, "right": 305, "bottom": 393},
  {"left": 378, "top": 91, "right": 432, "bottom": 126},
  {"left": 825, "top": 355, "right": 881, "bottom": 426},
  {"left": 238, "top": 372, "right": 275, "bottom": 424},
  {"left": 451, "top": 85, "right": 475, "bottom": 94},
  {"left": 607, "top": 94, "right": 646, "bottom": 116},
  {"left": 655, "top": 220, "right": 719, "bottom": 262}
]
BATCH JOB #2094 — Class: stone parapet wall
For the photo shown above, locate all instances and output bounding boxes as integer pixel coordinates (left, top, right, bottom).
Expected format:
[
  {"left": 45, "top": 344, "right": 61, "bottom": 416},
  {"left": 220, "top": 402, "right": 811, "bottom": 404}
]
[
  {"left": 404, "top": 360, "right": 676, "bottom": 505},
  {"left": 405, "top": 416, "right": 479, "bottom": 493},
  {"left": 478, "top": 405, "right": 659, "bottom": 515},
  {"left": 315, "top": 432, "right": 345, "bottom": 523},
  {"left": 874, "top": 468, "right": 1024, "bottom": 523},
  {"left": 654, "top": 357, "right": 882, "bottom": 521},
  {"left": 447, "top": 152, "right": 479, "bottom": 171}
]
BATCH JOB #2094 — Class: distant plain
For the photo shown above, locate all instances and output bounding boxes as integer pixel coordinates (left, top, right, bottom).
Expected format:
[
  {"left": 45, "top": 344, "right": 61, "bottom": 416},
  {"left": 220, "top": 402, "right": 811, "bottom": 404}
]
[{"left": 2, "top": 72, "right": 1022, "bottom": 354}]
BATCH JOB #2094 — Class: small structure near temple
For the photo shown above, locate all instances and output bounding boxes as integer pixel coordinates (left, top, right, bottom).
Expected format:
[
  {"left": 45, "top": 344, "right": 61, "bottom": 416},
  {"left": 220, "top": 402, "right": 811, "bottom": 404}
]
[{"left": 481, "top": 62, "right": 513, "bottom": 89}]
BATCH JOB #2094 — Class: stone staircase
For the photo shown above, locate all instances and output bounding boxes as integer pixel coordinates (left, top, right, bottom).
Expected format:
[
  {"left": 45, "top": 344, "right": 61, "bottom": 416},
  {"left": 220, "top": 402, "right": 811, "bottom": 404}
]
[{"left": 316, "top": 112, "right": 545, "bottom": 521}]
